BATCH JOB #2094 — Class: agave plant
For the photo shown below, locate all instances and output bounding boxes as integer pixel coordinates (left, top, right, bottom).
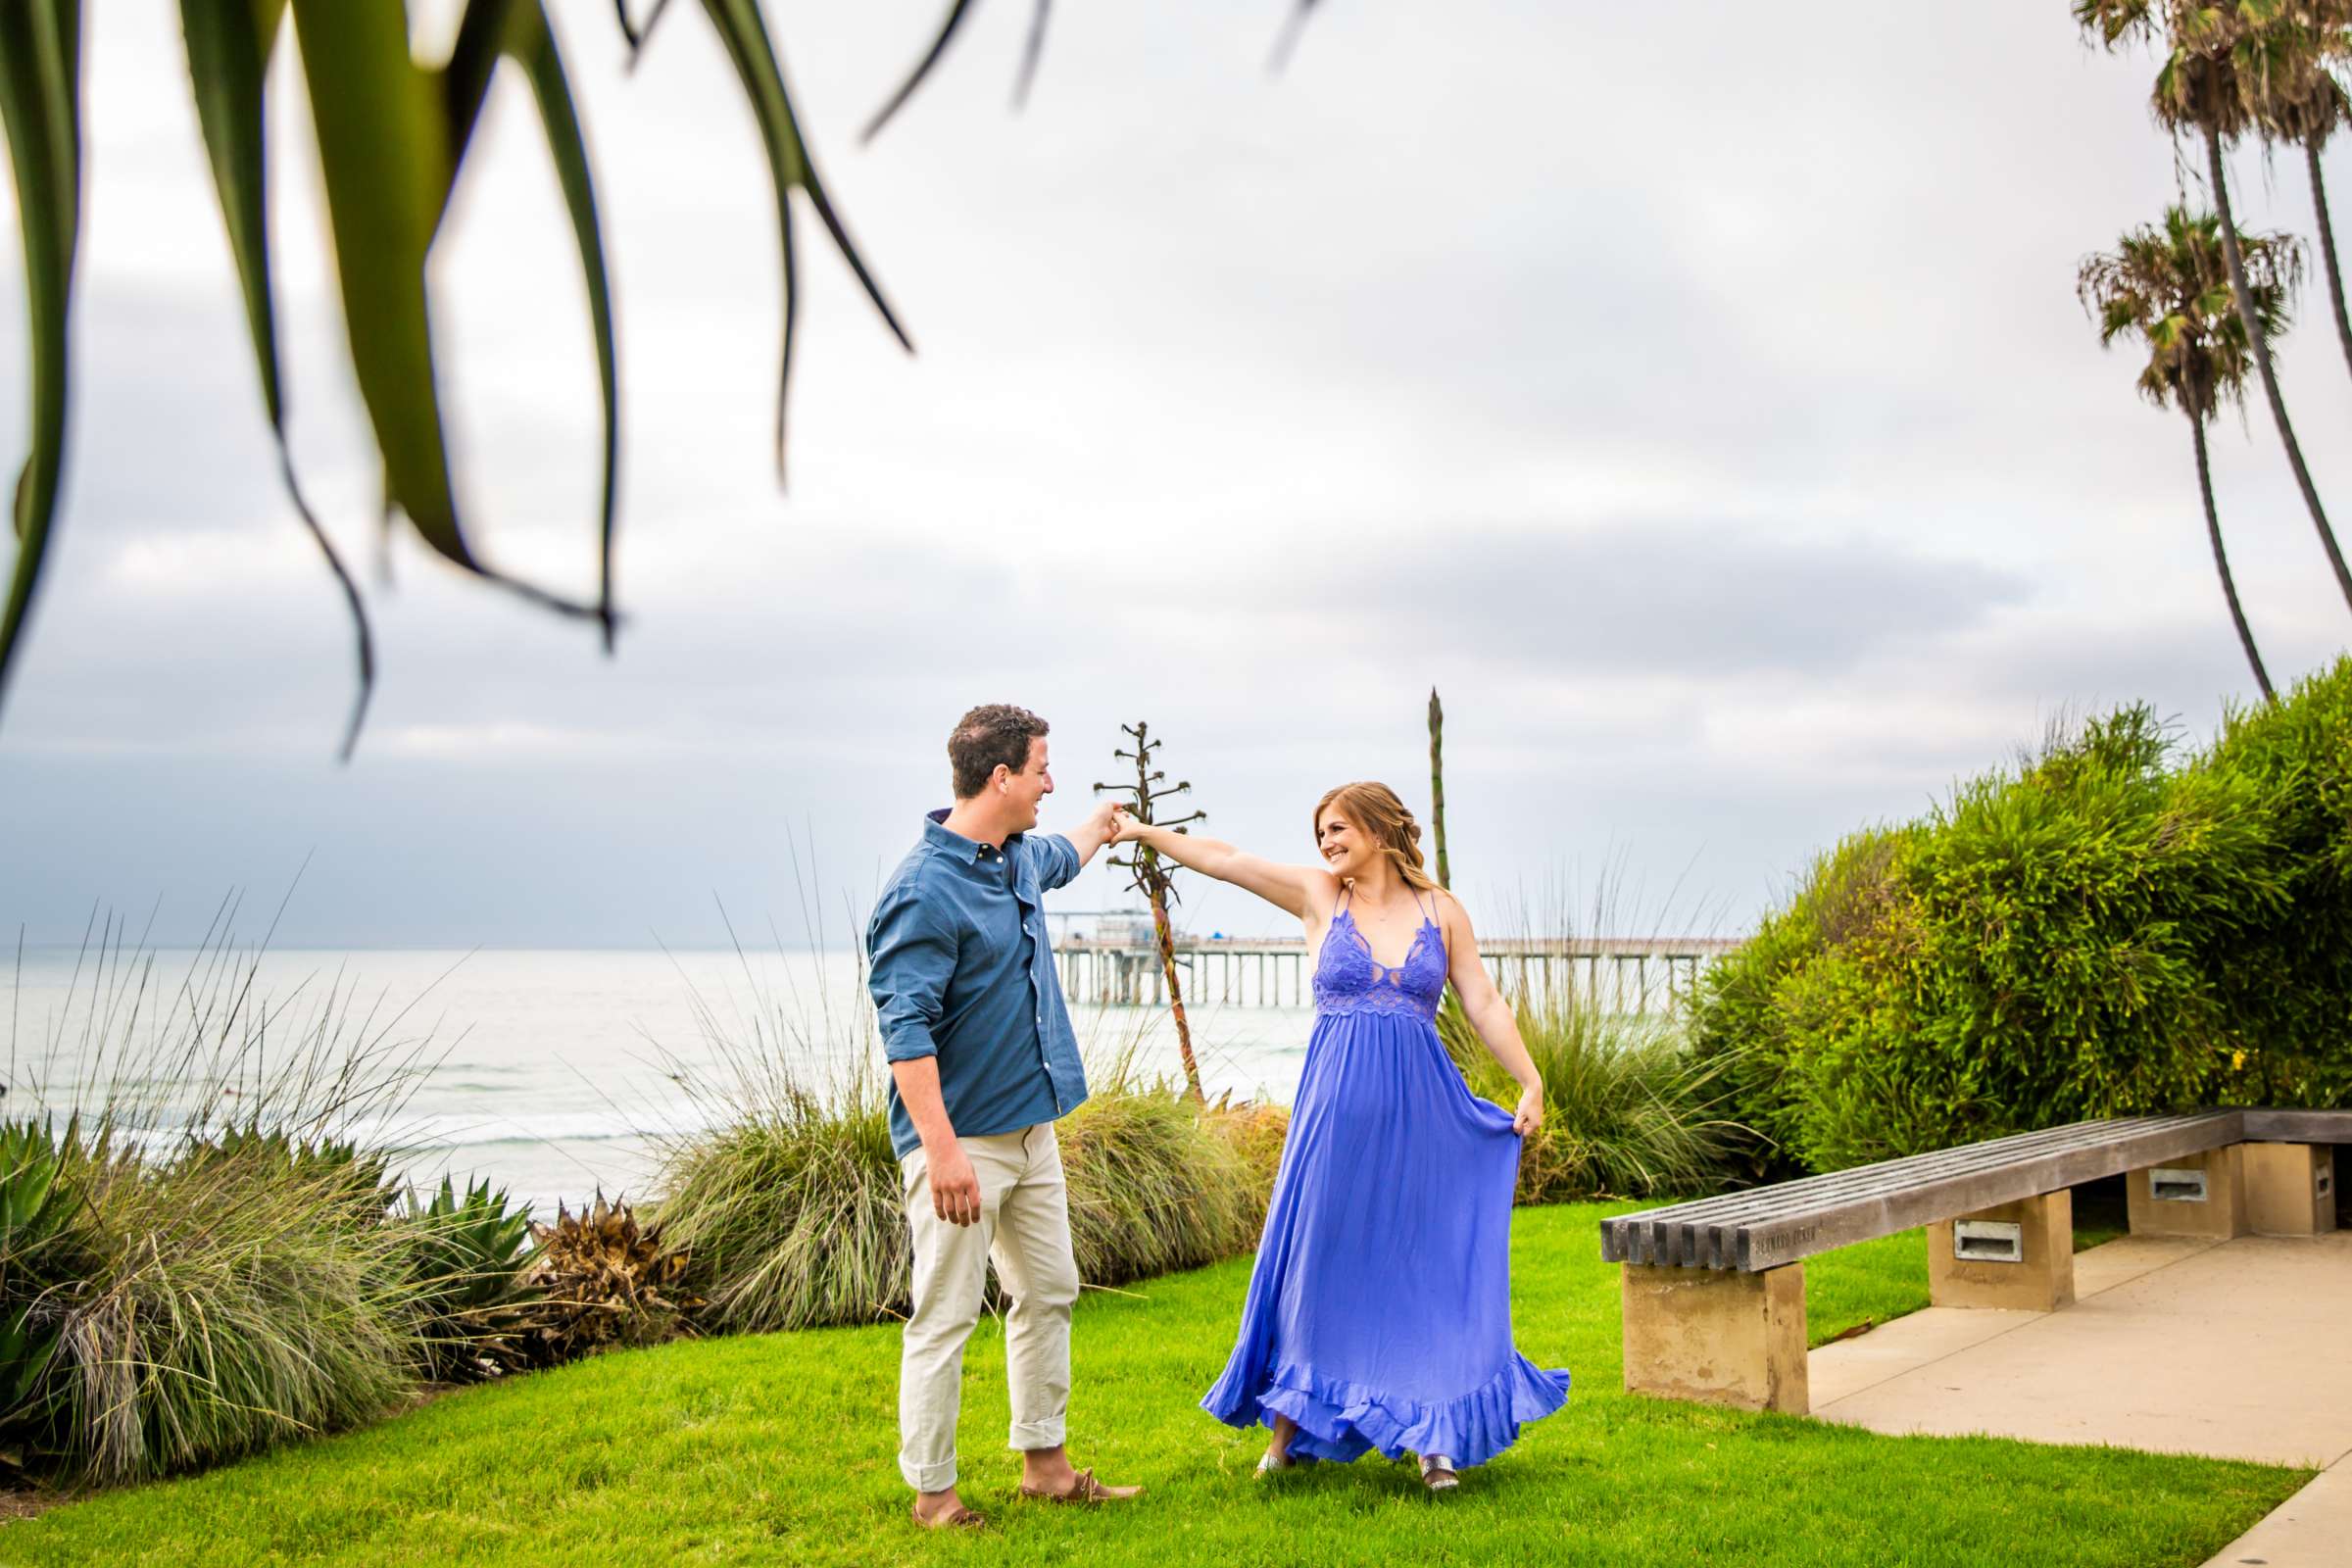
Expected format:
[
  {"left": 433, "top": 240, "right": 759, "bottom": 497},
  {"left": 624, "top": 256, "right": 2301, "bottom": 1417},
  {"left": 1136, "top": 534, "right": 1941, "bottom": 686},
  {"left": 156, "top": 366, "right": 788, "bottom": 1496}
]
[
  {"left": 515, "top": 1194, "right": 700, "bottom": 1366},
  {"left": 0, "top": 1, "right": 1321, "bottom": 756},
  {"left": 395, "top": 1175, "right": 542, "bottom": 1382},
  {"left": 0, "top": 1119, "right": 78, "bottom": 1467}
]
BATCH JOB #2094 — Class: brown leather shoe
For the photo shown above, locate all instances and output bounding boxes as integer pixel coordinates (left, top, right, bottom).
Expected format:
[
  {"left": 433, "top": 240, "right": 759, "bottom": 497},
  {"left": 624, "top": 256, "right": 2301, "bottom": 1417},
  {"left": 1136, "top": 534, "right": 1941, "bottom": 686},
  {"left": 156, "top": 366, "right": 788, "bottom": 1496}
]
[
  {"left": 1018, "top": 1467, "right": 1142, "bottom": 1503},
  {"left": 910, "top": 1500, "right": 988, "bottom": 1530}
]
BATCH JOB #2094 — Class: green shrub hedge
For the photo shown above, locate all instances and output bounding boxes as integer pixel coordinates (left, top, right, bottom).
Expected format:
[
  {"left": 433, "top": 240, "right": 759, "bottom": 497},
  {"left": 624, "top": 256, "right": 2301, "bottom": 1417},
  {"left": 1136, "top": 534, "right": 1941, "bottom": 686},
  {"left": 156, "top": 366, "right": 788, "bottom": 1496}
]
[{"left": 1693, "top": 657, "right": 2352, "bottom": 1175}]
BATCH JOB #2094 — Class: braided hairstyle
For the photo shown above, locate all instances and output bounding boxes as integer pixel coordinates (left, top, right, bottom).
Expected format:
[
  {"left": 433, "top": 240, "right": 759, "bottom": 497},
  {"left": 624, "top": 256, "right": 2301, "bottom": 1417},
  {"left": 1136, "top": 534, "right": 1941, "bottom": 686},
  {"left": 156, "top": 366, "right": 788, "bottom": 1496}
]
[{"left": 1312, "top": 781, "right": 1444, "bottom": 895}]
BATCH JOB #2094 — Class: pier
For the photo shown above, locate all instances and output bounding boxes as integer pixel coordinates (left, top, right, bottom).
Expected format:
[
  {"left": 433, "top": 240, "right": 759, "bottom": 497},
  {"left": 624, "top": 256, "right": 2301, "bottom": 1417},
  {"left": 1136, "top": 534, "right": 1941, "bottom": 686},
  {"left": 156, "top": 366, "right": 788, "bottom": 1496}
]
[{"left": 1050, "top": 924, "right": 1740, "bottom": 1015}]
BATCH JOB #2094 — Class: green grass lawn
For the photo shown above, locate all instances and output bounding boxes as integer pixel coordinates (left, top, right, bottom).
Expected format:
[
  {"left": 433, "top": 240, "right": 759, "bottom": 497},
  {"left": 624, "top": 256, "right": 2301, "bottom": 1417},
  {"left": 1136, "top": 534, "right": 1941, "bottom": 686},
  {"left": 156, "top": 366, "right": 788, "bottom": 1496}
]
[{"left": 0, "top": 1203, "right": 2302, "bottom": 1567}]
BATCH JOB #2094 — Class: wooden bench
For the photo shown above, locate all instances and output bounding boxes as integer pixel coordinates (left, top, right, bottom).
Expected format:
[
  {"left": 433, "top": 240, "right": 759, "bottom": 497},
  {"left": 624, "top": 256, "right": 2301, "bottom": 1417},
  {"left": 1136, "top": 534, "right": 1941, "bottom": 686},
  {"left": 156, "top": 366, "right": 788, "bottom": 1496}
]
[{"left": 1599, "top": 1107, "right": 2350, "bottom": 1414}]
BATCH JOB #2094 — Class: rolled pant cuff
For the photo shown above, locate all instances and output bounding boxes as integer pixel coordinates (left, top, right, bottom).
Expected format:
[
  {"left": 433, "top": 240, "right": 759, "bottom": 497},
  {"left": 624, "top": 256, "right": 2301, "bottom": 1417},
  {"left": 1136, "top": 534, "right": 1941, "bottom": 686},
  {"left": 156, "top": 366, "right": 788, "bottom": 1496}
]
[
  {"left": 1007, "top": 1418, "right": 1066, "bottom": 1452},
  {"left": 900, "top": 1455, "right": 957, "bottom": 1494}
]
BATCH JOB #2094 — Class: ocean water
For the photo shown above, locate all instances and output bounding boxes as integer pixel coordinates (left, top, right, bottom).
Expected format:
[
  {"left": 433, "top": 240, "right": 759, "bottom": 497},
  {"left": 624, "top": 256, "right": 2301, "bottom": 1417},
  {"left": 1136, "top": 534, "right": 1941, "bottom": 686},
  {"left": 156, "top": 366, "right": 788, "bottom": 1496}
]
[{"left": 2, "top": 946, "right": 1320, "bottom": 1215}]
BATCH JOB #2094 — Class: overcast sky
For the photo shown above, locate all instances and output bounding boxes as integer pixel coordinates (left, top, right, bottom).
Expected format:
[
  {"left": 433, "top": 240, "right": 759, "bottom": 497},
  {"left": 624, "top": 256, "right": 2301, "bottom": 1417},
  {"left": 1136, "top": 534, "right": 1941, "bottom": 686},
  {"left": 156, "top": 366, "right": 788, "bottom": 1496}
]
[{"left": 2, "top": 0, "right": 2348, "bottom": 951}]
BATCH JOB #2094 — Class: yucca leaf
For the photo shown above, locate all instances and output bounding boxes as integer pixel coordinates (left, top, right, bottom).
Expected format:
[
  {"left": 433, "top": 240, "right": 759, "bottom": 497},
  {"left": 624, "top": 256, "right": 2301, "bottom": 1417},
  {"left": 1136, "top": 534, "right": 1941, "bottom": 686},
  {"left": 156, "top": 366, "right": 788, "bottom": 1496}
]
[
  {"left": 863, "top": 0, "right": 1053, "bottom": 141},
  {"left": 437, "top": 0, "right": 511, "bottom": 197},
  {"left": 0, "top": 0, "right": 80, "bottom": 720},
  {"left": 286, "top": 1, "right": 460, "bottom": 559},
  {"left": 1014, "top": 0, "right": 1051, "bottom": 108},
  {"left": 860, "top": 0, "right": 977, "bottom": 143},
  {"left": 1269, "top": 0, "right": 1318, "bottom": 75},
  {"left": 496, "top": 2, "right": 622, "bottom": 650},
  {"left": 615, "top": 0, "right": 677, "bottom": 59},
  {"left": 179, "top": 0, "right": 376, "bottom": 760},
  {"left": 428, "top": 0, "right": 619, "bottom": 646},
  {"left": 698, "top": 0, "right": 911, "bottom": 484},
  {"left": 289, "top": 0, "right": 598, "bottom": 619}
]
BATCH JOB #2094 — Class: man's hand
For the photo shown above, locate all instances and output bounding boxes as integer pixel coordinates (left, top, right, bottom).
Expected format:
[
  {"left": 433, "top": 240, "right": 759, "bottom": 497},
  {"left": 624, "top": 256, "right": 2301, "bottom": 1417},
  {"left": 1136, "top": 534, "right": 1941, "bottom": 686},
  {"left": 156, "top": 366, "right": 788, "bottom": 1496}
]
[
  {"left": 1071, "top": 797, "right": 1125, "bottom": 861},
  {"left": 926, "top": 1139, "right": 983, "bottom": 1226}
]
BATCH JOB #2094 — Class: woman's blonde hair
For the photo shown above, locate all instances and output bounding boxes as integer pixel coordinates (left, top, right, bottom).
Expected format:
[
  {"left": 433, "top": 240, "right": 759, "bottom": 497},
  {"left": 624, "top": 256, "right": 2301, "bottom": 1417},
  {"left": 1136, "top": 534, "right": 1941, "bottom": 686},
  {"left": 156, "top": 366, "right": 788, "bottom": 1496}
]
[{"left": 1313, "top": 781, "right": 1444, "bottom": 895}]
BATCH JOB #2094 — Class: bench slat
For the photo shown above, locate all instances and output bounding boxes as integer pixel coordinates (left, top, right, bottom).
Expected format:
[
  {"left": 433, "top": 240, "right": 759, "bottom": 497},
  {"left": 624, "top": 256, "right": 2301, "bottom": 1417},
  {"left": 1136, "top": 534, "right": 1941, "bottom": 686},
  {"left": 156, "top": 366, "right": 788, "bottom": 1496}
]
[
  {"left": 1600, "top": 1111, "right": 2247, "bottom": 1270},
  {"left": 2242, "top": 1108, "right": 2352, "bottom": 1145},
  {"left": 1602, "top": 1114, "right": 2228, "bottom": 1264}
]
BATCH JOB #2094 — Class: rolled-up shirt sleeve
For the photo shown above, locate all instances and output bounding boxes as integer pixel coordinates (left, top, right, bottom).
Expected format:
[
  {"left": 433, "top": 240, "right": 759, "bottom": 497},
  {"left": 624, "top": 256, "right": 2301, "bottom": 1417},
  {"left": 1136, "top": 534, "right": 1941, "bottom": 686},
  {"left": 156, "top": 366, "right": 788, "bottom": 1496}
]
[
  {"left": 868, "top": 889, "right": 956, "bottom": 1063},
  {"left": 1032, "top": 832, "right": 1081, "bottom": 893}
]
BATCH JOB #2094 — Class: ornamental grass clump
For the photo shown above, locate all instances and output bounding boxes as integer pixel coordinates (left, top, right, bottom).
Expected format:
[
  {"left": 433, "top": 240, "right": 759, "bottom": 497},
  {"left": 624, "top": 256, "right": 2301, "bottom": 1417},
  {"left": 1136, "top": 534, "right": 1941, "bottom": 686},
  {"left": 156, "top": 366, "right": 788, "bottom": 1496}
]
[
  {"left": 1201, "top": 1097, "right": 1290, "bottom": 1234},
  {"left": 648, "top": 998, "right": 908, "bottom": 1335},
  {"left": 650, "top": 957, "right": 1280, "bottom": 1331},
  {"left": 655, "top": 1055, "right": 1273, "bottom": 1331},
  {"left": 1, "top": 915, "right": 445, "bottom": 1484},
  {"left": 46, "top": 1131, "right": 419, "bottom": 1484},
  {"left": 1059, "top": 1054, "right": 1257, "bottom": 1290},
  {"left": 1434, "top": 883, "right": 1745, "bottom": 1203},
  {"left": 1440, "top": 989, "right": 1742, "bottom": 1204}
]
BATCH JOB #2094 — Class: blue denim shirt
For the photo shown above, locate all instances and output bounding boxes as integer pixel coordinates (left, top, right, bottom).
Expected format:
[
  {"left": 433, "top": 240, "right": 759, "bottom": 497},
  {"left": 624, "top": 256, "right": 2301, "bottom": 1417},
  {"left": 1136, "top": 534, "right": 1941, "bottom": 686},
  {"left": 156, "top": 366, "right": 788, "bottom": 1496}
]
[{"left": 868, "top": 809, "right": 1089, "bottom": 1158}]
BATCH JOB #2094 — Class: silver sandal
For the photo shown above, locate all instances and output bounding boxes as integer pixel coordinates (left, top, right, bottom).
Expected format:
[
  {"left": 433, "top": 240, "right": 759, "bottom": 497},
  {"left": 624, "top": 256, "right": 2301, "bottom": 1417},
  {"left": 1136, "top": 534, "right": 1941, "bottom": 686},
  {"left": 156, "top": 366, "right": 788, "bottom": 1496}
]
[
  {"left": 1419, "top": 1452, "right": 1459, "bottom": 1492},
  {"left": 1254, "top": 1449, "right": 1295, "bottom": 1480}
]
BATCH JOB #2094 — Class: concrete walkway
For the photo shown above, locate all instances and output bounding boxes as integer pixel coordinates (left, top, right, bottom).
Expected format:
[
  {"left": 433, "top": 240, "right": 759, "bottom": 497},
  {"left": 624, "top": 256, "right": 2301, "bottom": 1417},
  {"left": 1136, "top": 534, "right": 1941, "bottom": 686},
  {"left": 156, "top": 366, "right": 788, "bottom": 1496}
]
[{"left": 1810, "top": 1232, "right": 2352, "bottom": 1566}]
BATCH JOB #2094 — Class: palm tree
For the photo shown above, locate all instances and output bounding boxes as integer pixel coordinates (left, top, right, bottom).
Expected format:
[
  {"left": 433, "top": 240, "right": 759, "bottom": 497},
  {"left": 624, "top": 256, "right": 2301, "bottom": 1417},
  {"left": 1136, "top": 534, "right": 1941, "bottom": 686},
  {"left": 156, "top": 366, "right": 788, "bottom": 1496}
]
[
  {"left": 2238, "top": 3, "right": 2352, "bottom": 385},
  {"left": 2081, "top": 205, "right": 2302, "bottom": 698},
  {"left": 2078, "top": 0, "right": 2352, "bottom": 613}
]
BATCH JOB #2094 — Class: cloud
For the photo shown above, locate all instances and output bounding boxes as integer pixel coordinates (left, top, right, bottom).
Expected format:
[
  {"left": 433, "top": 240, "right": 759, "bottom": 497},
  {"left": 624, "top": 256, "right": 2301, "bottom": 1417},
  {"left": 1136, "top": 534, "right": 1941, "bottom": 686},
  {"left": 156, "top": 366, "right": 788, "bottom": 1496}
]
[{"left": 2, "top": 1, "right": 2348, "bottom": 949}]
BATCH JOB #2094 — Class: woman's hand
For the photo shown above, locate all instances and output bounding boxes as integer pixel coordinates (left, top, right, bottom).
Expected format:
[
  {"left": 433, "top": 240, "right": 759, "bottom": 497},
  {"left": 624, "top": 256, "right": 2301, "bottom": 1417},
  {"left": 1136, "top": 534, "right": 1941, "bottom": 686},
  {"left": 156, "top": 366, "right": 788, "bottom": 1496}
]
[
  {"left": 1512, "top": 1082, "right": 1545, "bottom": 1137},
  {"left": 1108, "top": 805, "right": 1149, "bottom": 843}
]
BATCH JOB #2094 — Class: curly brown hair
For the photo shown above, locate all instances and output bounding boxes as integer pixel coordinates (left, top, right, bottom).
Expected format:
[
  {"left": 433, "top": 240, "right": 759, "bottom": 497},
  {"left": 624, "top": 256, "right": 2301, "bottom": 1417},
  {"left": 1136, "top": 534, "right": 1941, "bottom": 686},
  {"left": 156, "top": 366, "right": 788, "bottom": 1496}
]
[
  {"left": 949, "top": 704, "right": 1050, "bottom": 799},
  {"left": 1313, "top": 781, "right": 1444, "bottom": 894}
]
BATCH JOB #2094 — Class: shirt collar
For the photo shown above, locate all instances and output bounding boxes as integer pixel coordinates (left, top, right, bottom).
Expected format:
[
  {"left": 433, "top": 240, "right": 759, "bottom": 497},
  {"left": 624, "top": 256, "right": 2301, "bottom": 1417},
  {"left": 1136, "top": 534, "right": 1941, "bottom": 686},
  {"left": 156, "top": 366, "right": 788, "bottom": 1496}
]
[{"left": 924, "top": 808, "right": 1020, "bottom": 865}]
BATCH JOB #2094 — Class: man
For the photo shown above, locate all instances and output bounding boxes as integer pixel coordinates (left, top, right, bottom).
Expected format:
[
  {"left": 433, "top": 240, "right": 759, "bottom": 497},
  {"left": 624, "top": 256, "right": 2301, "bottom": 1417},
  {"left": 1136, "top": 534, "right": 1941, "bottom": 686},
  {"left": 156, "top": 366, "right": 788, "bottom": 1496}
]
[{"left": 867, "top": 704, "right": 1143, "bottom": 1530}]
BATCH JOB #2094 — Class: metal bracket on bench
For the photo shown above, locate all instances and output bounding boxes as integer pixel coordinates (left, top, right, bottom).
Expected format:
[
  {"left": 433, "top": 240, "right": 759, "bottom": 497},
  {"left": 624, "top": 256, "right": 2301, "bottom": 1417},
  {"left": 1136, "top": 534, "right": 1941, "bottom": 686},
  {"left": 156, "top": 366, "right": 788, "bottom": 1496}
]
[
  {"left": 2149, "top": 1168, "right": 2209, "bottom": 1202},
  {"left": 1952, "top": 1220, "right": 2024, "bottom": 1264}
]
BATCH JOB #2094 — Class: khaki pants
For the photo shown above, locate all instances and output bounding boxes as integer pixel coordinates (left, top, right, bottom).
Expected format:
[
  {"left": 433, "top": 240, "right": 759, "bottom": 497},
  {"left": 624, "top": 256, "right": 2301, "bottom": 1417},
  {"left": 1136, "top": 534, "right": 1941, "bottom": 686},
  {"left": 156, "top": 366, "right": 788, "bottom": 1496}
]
[{"left": 898, "top": 1122, "right": 1080, "bottom": 1493}]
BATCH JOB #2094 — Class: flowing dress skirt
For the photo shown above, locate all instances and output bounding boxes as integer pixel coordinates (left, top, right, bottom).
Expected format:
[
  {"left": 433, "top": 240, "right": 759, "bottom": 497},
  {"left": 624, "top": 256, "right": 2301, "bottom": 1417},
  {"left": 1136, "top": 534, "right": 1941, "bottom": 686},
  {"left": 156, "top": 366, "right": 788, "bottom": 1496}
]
[{"left": 1200, "top": 1004, "right": 1572, "bottom": 1466}]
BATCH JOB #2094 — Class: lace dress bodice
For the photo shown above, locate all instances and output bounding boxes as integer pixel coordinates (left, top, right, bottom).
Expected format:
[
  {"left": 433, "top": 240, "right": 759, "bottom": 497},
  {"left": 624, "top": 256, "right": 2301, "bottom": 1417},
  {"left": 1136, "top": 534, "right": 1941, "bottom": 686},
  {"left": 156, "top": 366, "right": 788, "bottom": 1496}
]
[{"left": 1311, "top": 901, "right": 1446, "bottom": 1020}]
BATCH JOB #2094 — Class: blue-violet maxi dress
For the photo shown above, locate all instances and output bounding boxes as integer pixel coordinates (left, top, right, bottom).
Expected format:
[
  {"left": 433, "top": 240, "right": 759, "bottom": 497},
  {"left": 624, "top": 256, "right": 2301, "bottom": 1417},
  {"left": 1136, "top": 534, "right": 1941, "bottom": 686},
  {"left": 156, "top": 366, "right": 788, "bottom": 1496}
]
[{"left": 1200, "top": 888, "right": 1572, "bottom": 1466}]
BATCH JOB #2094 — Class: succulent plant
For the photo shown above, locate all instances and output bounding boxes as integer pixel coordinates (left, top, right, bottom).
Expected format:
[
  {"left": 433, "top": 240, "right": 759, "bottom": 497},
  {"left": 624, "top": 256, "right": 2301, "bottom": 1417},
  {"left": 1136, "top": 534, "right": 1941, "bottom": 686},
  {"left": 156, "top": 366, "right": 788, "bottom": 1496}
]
[
  {"left": 514, "top": 1195, "right": 702, "bottom": 1366},
  {"left": 396, "top": 1176, "right": 543, "bottom": 1382},
  {"left": 0, "top": 1119, "right": 82, "bottom": 1468}
]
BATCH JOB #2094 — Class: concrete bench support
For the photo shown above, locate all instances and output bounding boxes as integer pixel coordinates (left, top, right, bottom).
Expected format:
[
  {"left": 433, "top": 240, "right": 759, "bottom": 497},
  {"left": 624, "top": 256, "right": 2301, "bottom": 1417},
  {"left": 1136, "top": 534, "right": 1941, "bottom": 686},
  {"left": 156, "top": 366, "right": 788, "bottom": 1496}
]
[
  {"left": 1928, "top": 1190, "right": 2074, "bottom": 1312},
  {"left": 2241, "top": 1143, "right": 2338, "bottom": 1236},
  {"left": 2128, "top": 1145, "right": 2246, "bottom": 1239},
  {"left": 1622, "top": 1261, "right": 1808, "bottom": 1415}
]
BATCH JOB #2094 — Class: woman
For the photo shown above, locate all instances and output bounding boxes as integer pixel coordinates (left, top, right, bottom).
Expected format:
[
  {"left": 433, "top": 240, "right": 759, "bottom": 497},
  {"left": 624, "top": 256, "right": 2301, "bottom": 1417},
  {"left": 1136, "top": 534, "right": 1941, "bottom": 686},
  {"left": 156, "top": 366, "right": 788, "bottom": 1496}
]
[{"left": 1108, "top": 781, "right": 1570, "bottom": 1492}]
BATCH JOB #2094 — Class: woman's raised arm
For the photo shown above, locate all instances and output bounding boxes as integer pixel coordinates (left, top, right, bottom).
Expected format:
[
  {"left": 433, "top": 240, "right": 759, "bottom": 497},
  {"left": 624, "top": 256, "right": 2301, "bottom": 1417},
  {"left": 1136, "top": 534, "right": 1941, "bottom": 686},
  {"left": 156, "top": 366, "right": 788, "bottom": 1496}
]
[
  {"left": 1440, "top": 893, "right": 1545, "bottom": 1136},
  {"left": 1110, "top": 812, "right": 1330, "bottom": 921}
]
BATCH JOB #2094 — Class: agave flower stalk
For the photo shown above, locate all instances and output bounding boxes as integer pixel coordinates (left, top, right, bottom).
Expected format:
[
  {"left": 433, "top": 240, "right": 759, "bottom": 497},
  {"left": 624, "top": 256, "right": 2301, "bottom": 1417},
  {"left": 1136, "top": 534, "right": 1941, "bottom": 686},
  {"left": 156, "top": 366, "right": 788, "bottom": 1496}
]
[{"left": 1094, "top": 722, "right": 1206, "bottom": 1103}]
